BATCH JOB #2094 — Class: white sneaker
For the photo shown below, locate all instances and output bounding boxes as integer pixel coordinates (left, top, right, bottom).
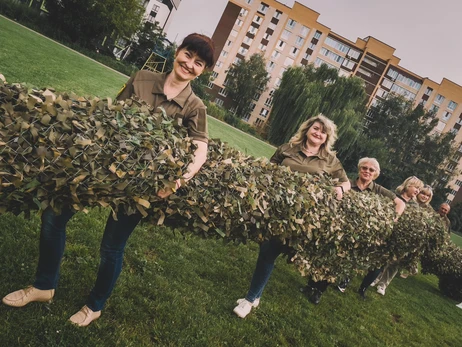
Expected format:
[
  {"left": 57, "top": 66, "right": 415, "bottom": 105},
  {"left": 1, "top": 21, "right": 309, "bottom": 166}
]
[
  {"left": 233, "top": 299, "right": 255, "bottom": 318},
  {"left": 377, "top": 286, "right": 386, "bottom": 295},
  {"left": 370, "top": 279, "right": 379, "bottom": 287},
  {"left": 236, "top": 297, "right": 260, "bottom": 308},
  {"left": 456, "top": 302, "right": 462, "bottom": 309}
]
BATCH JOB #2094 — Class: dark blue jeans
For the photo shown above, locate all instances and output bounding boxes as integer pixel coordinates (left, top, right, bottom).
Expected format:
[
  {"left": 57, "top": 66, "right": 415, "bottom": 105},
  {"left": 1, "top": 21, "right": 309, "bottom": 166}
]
[
  {"left": 33, "top": 206, "right": 142, "bottom": 311},
  {"left": 245, "top": 238, "right": 284, "bottom": 302}
]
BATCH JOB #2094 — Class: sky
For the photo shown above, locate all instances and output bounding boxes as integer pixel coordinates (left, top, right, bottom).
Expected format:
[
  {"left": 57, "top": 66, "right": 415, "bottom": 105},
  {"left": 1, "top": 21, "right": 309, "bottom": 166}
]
[{"left": 166, "top": 0, "right": 462, "bottom": 86}]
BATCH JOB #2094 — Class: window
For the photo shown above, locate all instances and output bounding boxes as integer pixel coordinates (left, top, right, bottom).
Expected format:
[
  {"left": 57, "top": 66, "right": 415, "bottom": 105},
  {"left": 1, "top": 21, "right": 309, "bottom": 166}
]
[
  {"left": 233, "top": 57, "right": 242, "bottom": 65},
  {"left": 309, "top": 42, "right": 317, "bottom": 49},
  {"left": 424, "top": 87, "right": 433, "bottom": 96},
  {"left": 381, "top": 79, "right": 393, "bottom": 89},
  {"left": 245, "top": 0, "right": 253, "bottom": 4},
  {"left": 235, "top": 19, "right": 243, "bottom": 26},
  {"left": 211, "top": 71, "right": 219, "bottom": 79},
  {"left": 273, "top": 10, "right": 282, "bottom": 19},
  {"left": 218, "top": 87, "right": 228, "bottom": 97},
  {"left": 274, "top": 78, "right": 282, "bottom": 87},
  {"left": 290, "top": 47, "right": 299, "bottom": 57},
  {"left": 263, "top": 32, "right": 272, "bottom": 40},
  {"left": 448, "top": 101, "right": 458, "bottom": 111},
  {"left": 314, "top": 31, "right": 322, "bottom": 39},
  {"left": 248, "top": 26, "right": 258, "bottom": 34},
  {"left": 450, "top": 189, "right": 457, "bottom": 196},
  {"left": 429, "top": 104, "right": 439, "bottom": 113},
  {"left": 450, "top": 127, "right": 459, "bottom": 135},
  {"left": 319, "top": 47, "right": 344, "bottom": 64},
  {"left": 347, "top": 49, "right": 360, "bottom": 60},
  {"left": 279, "top": 67, "right": 286, "bottom": 77},
  {"left": 226, "top": 40, "right": 232, "bottom": 47},
  {"left": 376, "top": 88, "right": 388, "bottom": 98},
  {"left": 363, "top": 57, "right": 378, "bottom": 67},
  {"left": 357, "top": 67, "right": 372, "bottom": 78},
  {"left": 281, "top": 29, "right": 291, "bottom": 39},
  {"left": 342, "top": 59, "right": 355, "bottom": 69},
  {"left": 303, "top": 52, "right": 311, "bottom": 60},
  {"left": 267, "top": 61, "right": 276, "bottom": 72},
  {"left": 435, "top": 94, "right": 445, "bottom": 105},
  {"left": 255, "top": 118, "right": 264, "bottom": 126},
  {"left": 238, "top": 47, "right": 248, "bottom": 56},
  {"left": 258, "top": 2, "right": 269, "bottom": 14},
  {"left": 276, "top": 40, "right": 286, "bottom": 50},
  {"left": 324, "top": 36, "right": 350, "bottom": 54},
  {"left": 295, "top": 36, "right": 304, "bottom": 47},
  {"left": 271, "top": 50, "right": 281, "bottom": 59},
  {"left": 243, "top": 36, "right": 253, "bottom": 45},
  {"left": 253, "top": 92, "right": 261, "bottom": 101},
  {"left": 240, "top": 8, "right": 248, "bottom": 16},
  {"left": 390, "top": 84, "right": 416, "bottom": 100},
  {"left": 283, "top": 57, "right": 294, "bottom": 67},
  {"left": 207, "top": 81, "right": 214, "bottom": 89},
  {"left": 231, "top": 29, "right": 238, "bottom": 37},
  {"left": 287, "top": 18, "right": 296, "bottom": 30},
  {"left": 214, "top": 98, "right": 224, "bottom": 107},
  {"left": 259, "top": 108, "right": 269, "bottom": 117},
  {"left": 264, "top": 96, "right": 273, "bottom": 107},
  {"left": 221, "top": 51, "right": 228, "bottom": 58},
  {"left": 258, "top": 43, "right": 267, "bottom": 51},
  {"left": 300, "top": 25, "right": 310, "bottom": 37},
  {"left": 442, "top": 111, "right": 452, "bottom": 122},
  {"left": 242, "top": 113, "right": 251, "bottom": 122},
  {"left": 387, "top": 68, "right": 398, "bottom": 80},
  {"left": 456, "top": 180, "right": 462, "bottom": 187},
  {"left": 215, "top": 61, "right": 223, "bottom": 68},
  {"left": 435, "top": 121, "right": 445, "bottom": 132},
  {"left": 253, "top": 15, "right": 262, "bottom": 24},
  {"left": 268, "top": 22, "right": 277, "bottom": 30}
]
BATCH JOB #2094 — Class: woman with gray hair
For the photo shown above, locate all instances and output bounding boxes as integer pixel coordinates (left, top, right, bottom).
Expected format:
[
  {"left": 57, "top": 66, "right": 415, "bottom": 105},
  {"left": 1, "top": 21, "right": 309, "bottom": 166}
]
[
  {"left": 304, "top": 157, "right": 405, "bottom": 303},
  {"left": 233, "top": 115, "right": 351, "bottom": 318}
]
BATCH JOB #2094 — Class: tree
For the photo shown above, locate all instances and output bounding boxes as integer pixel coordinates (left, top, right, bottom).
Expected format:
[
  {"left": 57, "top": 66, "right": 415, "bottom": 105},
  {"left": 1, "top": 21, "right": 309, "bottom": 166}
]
[
  {"left": 448, "top": 202, "right": 462, "bottom": 234},
  {"left": 225, "top": 54, "right": 270, "bottom": 117},
  {"left": 354, "top": 94, "right": 459, "bottom": 205},
  {"left": 268, "top": 64, "right": 367, "bottom": 150},
  {"left": 191, "top": 71, "right": 212, "bottom": 102},
  {"left": 124, "top": 22, "right": 166, "bottom": 67},
  {"left": 45, "top": 0, "right": 144, "bottom": 48}
]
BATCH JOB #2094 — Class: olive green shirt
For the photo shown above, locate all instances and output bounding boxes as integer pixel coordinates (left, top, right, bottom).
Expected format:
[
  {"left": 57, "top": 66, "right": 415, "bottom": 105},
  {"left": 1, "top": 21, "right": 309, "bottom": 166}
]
[
  {"left": 270, "top": 143, "right": 348, "bottom": 183},
  {"left": 117, "top": 70, "right": 208, "bottom": 143},
  {"left": 350, "top": 179, "right": 396, "bottom": 200}
]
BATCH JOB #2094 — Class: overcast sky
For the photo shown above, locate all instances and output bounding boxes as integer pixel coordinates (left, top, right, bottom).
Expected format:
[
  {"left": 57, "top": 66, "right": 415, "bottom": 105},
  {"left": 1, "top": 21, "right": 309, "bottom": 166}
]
[{"left": 167, "top": 0, "right": 462, "bottom": 86}]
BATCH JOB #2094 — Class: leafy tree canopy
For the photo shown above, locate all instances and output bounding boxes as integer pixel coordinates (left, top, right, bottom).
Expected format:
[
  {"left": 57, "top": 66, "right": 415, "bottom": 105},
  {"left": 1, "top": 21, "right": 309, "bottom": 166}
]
[{"left": 225, "top": 54, "right": 270, "bottom": 117}]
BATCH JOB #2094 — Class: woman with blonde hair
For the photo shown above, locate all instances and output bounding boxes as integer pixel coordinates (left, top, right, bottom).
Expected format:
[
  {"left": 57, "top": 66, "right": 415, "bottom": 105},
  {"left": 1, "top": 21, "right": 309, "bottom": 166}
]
[
  {"left": 233, "top": 114, "right": 351, "bottom": 318},
  {"left": 374, "top": 176, "right": 424, "bottom": 295},
  {"left": 415, "top": 184, "right": 433, "bottom": 208}
]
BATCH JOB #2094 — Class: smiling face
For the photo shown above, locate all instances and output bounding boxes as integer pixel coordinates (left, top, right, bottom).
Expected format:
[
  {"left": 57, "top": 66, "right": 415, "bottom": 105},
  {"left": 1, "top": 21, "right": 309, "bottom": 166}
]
[
  {"left": 417, "top": 191, "right": 431, "bottom": 204},
  {"left": 438, "top": 204, "right": 450, "bottom": 216},
  {"left": 173, "top": 48, "right": 206, "bottom": 82},
  {"left": 306, "top": 121, "right": 327, "bottom": 148},
  {"left": 358, "top": 162, "right": 377, "bottom": 183},
  {"left": 405, "top": 185, "right": 420, "bottom": 199}
]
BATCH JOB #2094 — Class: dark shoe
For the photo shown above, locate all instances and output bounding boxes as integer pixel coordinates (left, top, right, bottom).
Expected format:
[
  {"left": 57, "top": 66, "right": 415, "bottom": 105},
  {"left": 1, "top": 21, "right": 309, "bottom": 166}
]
[
  {"left": 358, "top": 287, "right": 367, "bottom": 299},
  {"left": 309, "top": 289, "right": 322, "bottom": 305},
  {"left": 300, "top": 285, "right": 313, "bottom": 295}
]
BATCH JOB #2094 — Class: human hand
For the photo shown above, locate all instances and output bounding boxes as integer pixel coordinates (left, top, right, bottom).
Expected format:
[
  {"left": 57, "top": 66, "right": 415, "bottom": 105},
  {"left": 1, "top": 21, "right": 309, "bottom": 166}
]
[
  {"left": 334, "top": 186, "right": 343, "bottom": 200},
  {"left": 157, "top": 180, "right": 181, "bottom": 199}
]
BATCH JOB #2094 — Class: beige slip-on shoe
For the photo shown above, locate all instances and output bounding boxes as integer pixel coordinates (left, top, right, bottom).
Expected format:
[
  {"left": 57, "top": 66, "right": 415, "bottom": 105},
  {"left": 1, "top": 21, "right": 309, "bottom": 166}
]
[
  {"left": 2, "top": 286, "right": 55, "bottom": 307},
  {"left": 69, "top": 305, "right": 101, "bottom": 327}
]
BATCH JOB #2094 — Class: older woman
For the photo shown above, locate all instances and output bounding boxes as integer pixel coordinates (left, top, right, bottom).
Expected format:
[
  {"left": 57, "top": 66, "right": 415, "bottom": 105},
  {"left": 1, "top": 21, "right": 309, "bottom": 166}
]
[
  {"left": 305, "top": 157, "right": 405, "bottom": 303},
  {"left": 372, "top": 176, "right": 424, "bottom": 296},
  {"left": 233, "top": 115, "right": 350, "bottom": 318},
  {"left": 2, "top": 33, "right": 215, "bottom": 327}
]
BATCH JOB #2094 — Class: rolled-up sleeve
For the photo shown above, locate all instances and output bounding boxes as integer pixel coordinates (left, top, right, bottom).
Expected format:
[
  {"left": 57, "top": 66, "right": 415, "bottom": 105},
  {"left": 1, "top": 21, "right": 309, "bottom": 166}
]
[
  {"left": 116, "top": 75, "right": 135, "bottom": 101},
  {"left": 329, "top": 157, "right": 349, "bottom": 183}
]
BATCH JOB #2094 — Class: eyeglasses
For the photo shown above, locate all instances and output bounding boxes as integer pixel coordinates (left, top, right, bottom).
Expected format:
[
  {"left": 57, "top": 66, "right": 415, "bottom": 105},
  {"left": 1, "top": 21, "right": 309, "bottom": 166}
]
[{"left": 360, "top": 166, "right": 376, "bottom": 173}]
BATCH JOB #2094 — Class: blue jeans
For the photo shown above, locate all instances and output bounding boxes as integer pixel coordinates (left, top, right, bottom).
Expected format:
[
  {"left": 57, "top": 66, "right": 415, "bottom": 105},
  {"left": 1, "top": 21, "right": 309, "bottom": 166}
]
[
  {"left": 245, "top": 238, "right": 284, "bottom": 302},
  {"left": 33, "top": 207, "right": 141, "bottom": 311}
]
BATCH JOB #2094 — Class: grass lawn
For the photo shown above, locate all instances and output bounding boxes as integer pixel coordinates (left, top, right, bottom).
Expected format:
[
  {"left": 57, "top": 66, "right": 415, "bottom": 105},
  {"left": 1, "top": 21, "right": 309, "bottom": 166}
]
[
  {"left": 1, "top": 15, "right": 461, "bottom": 347},
  {"left": 450, "top": 232, "right": 462, "bottom": 247}
]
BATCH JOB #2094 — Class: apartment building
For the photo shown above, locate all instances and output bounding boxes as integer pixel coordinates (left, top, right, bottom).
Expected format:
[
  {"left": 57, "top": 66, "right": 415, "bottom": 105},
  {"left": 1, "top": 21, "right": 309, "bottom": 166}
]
[
  {"left": 209, "top": 0, "right": 462, "bottom": 205},
  {"left": 143, "top": 0, "right": 182, "bottom": 31}
]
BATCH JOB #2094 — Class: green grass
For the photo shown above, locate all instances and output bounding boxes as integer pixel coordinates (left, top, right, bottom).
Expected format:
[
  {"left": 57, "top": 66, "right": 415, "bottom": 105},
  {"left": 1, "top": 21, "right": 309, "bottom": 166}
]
[
  {"left": 1, "top": 15, "right": 462, "bottom": 347},
  {"left": 450, "top": 232, "right": 462, "bottom": 247}
]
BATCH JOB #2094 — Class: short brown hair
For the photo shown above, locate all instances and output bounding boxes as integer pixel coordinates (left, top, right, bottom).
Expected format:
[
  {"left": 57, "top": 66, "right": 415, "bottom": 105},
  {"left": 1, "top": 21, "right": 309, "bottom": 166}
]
[{"left": 177, "top": 33, "right": 215, "bottom": 68}]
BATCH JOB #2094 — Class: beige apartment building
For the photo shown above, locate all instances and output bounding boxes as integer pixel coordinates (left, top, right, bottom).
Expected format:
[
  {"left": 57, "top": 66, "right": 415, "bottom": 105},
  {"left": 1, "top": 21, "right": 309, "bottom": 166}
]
[{"left": 208, "top": 0, "right": 462, "bottom": 205}]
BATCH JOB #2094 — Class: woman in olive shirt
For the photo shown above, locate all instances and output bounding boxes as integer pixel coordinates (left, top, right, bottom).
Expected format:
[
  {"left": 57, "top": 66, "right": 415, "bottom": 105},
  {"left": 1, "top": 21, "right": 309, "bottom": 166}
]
[{"left": 233, "top": 115, "right": 350, "bottom": 319}]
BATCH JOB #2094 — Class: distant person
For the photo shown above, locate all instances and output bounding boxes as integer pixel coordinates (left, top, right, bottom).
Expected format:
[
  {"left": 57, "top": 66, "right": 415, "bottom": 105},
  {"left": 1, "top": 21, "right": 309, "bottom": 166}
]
[
  {"left": 233, "top": 115, "right": 351, "bottom": 318},
  {"left": 437, "top": 203, "right": 451, "bottom": 233},
  {"left": 2, "top": 33, "right": 215, "bottom": 327}
]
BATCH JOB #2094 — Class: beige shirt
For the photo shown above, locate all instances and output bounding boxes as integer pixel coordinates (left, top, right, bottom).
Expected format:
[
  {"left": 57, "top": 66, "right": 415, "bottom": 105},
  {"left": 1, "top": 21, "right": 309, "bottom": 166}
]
[
  {"left": 117, "top": 70, "right": 208, "bottom": 143},
  {"left": 270, "top": 143, "right": 348, "bottom": 182}
]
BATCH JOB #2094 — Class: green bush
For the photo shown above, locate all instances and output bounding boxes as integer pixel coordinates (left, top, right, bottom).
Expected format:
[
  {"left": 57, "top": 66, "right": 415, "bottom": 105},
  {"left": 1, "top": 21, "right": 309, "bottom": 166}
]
[
  {"left": 205, "top": 101, "right": 226, "bottom": 121},
  {"left": 438, "top": 275, "right": 462, "bottom": 301}
]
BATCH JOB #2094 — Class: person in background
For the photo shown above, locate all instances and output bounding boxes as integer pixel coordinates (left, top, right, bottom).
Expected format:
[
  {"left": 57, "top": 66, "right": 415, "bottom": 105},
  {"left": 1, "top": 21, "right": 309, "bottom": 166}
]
[
  {"left": 233, "top": 115, "right": 351, "bottom": 318},
  {"left": 437, "top": 203, "right": 451, "bottom": 233},
  {"left": 2, "top": 33, "right": 215, "bottom": 327},
  {"left": 373, "top": 176, "right": 424, "bottom": 296},
  {"left": 399, "top": 185, "right": 433, "bottom": 279},
  {"left": 329, "top": 158, "right": 405, "bottom": 295}
]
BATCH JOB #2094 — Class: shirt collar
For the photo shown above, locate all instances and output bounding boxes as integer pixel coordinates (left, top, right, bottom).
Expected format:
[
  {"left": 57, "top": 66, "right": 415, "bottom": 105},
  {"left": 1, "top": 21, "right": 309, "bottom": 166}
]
[
  {"left": 351, "top": 178, "right": 374, "bottom": 191},
  {"left": 151, "top": 72, "right": 192, "bottom": 109},
  {"left": 295, "top": 143, "right": 329, "bottom": 159}
]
